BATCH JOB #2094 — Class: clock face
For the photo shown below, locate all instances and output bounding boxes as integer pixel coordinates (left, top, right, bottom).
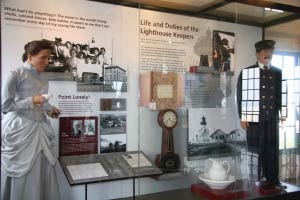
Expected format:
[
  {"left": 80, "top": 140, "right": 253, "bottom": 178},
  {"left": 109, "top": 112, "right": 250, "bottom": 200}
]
[{"left": 163, "top": 111, "right": 177, "bottom": 128}]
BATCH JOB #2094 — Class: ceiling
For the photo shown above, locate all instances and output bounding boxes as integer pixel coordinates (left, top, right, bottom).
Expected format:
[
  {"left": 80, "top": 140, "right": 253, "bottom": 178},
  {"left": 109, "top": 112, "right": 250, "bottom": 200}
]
[
  {"left": 90, "top": 0, "right": 300, "bottom": 26},
  {"left": 90, "top": 0, "right": 300, "bottom": 38}
]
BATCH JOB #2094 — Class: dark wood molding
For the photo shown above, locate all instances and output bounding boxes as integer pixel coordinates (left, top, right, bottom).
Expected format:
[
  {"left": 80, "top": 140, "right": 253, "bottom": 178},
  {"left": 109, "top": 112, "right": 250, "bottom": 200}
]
[
  {"left": 89, "top": 0, "right": 196, "bottom": 16},
  {"left": 89, "top": 0, "right": 300, "bottom": 28},
  {"left": 89, "top": 0, "right": 264, "bottom": 27},
  {"left": 195, "top": 0, "right": 230, "bottom": 14},
  {"left": 225, "top": 0, "right": 300, "bottom": 14},
  {"left": 263, "top": 14, "right": 300, "bottom": 27},
  {"left": 199, "top": 13, "right": 264, "bottom": 27}
]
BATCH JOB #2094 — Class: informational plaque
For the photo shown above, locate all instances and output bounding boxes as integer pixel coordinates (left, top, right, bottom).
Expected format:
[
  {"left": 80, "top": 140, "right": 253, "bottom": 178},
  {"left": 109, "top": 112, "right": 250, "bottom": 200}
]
[
  {"left": 122, "top": 153, "right": 152, "bottom": 168},
  {"left": 59, "top": 116, "right": 98, "bottom": 156},
  {"left": 67, "top": 163, "right": 108, "bottom": 180},
  {"left": 157, "top": 85, "right": 173, "bottom": 98}
]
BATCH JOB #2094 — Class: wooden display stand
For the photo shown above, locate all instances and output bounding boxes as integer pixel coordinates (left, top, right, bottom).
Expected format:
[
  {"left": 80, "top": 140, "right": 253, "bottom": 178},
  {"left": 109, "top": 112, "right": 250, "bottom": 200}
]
[
  {"left": 191, "top": 179, "right": 249, "bottom": 200},
  {"left": 254, "top": 181, "right": 283, "bottom": 195}
]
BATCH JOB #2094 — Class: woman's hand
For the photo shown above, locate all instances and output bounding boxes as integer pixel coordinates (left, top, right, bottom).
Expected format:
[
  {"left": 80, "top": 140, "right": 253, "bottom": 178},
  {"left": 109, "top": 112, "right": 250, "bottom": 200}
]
[
  {"left": 32, "top": 95, "right": 46, "bottom": 106},
  {"left": 240, "top": 121, "right": 249, "bottom": 130},
  {"left": 47, "top": 107, "right": 61, "bottom": 118}
]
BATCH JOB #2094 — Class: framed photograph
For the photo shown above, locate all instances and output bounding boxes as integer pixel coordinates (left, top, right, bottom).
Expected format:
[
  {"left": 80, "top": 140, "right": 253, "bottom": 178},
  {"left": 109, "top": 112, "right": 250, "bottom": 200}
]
[
  {"left": 59, "top": 116, "right": 98, "bottom": 156},
  {"left": 100, "top": 114, "right": 126, "bottom": 135},
  {"left": 100, "top": 133, "right": 126, "bottom": 153},
  {"left": 84, "top": 119, "right": 96, "bottom": 136},
  {"left": 77, "top": 65, "right": 128, "bottom": 92},
  {"left": 71, "top": 120, "right": 83, "bottom": 136},
  {"left": 100, "top": 98, "right": 126, "bottom": 111},
  {"left": 188, "top": 108, "right": 246, "bottom": 160},
  {"left": 213, "top": 30, "right": 235, "bottom": 72},
  {"left": 139, "top": 71, "right": 184, "bottom": 110}
]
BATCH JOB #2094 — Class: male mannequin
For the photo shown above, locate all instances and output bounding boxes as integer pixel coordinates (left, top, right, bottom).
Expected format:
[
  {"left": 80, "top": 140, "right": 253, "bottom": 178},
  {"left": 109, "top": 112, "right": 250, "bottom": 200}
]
[{"left": 237, "top": 40, "right": 282, "bottom": 185}]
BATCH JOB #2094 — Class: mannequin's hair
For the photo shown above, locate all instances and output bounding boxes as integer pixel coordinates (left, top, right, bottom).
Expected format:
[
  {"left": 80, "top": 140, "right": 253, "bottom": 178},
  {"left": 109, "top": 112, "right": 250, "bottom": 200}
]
[{"left": 22, "top": 40, "right": 53, "bottom": 62}]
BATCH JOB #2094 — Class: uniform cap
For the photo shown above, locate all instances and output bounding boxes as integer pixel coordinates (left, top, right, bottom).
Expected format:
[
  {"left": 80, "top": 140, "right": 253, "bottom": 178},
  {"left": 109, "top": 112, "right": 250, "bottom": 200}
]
[{"left": 255, "top": 40, "right": 275, "bottom": 52}]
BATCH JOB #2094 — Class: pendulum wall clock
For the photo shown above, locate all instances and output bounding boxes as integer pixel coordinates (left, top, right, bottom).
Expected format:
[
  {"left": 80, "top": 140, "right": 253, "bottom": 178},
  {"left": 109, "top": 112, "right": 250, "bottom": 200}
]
[{"left": 155, "top": 109, "right": 180, "bottom": 172}]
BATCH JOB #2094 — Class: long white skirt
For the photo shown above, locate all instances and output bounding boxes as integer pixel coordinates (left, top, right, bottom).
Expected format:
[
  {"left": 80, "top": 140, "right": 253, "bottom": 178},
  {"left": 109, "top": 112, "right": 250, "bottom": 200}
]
[{"left": 1, "top": 152, "right": 60, "bottom": 200}]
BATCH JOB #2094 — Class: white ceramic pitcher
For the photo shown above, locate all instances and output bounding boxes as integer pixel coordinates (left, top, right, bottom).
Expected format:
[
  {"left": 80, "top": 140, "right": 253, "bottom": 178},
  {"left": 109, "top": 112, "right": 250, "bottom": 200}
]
[{"left": 207, "top": 158, "right": 230, "bottom": 181}]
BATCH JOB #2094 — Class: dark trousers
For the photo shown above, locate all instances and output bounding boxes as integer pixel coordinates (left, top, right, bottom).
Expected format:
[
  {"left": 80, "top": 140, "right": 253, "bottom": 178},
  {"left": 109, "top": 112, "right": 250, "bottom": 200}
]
[{"left": 247, "top": 121, "right": 279, "bottom": 184}]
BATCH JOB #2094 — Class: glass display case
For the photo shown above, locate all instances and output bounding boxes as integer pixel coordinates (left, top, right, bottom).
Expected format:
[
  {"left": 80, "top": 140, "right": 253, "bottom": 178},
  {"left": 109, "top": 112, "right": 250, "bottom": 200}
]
[{"left": 1, "top": 0, "right": 299, "bottom": 200}]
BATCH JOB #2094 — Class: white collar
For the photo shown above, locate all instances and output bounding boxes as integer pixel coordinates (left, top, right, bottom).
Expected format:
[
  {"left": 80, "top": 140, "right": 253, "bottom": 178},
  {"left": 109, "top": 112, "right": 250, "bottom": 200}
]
[{"left": 258, "top": 62, "right": 269, "bottom": 70}]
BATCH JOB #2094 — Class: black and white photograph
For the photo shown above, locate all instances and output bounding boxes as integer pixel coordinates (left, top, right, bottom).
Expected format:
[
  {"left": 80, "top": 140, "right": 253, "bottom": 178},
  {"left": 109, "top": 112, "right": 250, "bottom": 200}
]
[
  {"left": 101, "top": 65, "right": 128, "bottom": 92},
  {"left": 100, "top": 98, "right": 126, "bottom": 111},
  {"left": 71, "top": 120, "right": 83, "bottom": 137},
  {"left": 40, "top": 36, "right": 129, "bottom": 92},
  {"left": 59, "top": 116, "right": 98, "bottom": 156},
  {"left": 100, "top": 114, "right": 126, "bottom": 135},
  {"left": 213, "top": 30, "right": 235, "bottom": 72},
  {"left": 43, "top": 36, "right": 110, "bottom": 81},
  {"left": 188, "top": 108, "right": 246, "bottom": 160},
  {"left": 100, "top": 134, "right": 126, "bottom": 153},
  {"left": 84, "top": 119, "right": 96, "bottom": 136},
  {"left": 77, "top": 64, "right": 128, "bottom": 92}
]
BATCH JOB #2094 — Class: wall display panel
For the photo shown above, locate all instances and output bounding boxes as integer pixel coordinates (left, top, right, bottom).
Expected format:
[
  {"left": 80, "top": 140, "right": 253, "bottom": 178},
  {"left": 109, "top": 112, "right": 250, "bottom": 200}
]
[
  {"left": 59, "top": 116, "right": 98, "bottom": 156},
  {"left": 139, "top": 11, "right": 236, "bottom": 73},
  {"left": 1, "top": 0, "right": 269, "bottom": 199},
  {"left": 1, "top": 0, "right": 139, "bottom": 199},
  {"left": 138, "top": 7, "right": 263, "bottom": 199}
]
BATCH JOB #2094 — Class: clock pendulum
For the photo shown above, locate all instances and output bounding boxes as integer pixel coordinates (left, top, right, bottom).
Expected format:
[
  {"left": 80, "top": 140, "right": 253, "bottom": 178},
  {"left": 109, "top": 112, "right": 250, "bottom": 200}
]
[{"left": 155, "top": 109, "right": 180, "bottom": 172}]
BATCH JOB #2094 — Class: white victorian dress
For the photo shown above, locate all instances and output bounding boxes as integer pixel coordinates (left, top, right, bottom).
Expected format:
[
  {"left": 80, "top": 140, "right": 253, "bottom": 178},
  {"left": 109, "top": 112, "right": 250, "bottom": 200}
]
[{"left": 1, "top": 62, "right": 60, "bottom": 200}]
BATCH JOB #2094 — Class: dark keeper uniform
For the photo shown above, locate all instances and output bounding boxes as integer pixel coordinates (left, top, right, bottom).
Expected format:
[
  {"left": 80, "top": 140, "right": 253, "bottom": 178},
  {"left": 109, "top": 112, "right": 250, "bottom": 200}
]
[{"left": 237, "top": 63, "right": 282, "bottom": 184}]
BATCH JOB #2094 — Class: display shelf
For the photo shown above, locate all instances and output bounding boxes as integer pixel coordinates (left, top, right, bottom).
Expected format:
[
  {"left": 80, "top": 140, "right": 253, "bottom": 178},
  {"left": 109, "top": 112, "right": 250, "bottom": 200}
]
[
  {"left": 115, "top": 182, "right": 300, "bottom": 200},
  {"left": 191, "top": 179, "right": 250, "bottom": 200},
  {"left": 254, "top": 181, "right": 283, "bottom": 195},
  {"left": 189, "top": 66, "right": 234, "bottom": 76},
  {"left": 151, "top": 171, "right": 186, "bottom": 181},
  {"left": 59, "top": 151, "right": 163, "bottom": 185}
]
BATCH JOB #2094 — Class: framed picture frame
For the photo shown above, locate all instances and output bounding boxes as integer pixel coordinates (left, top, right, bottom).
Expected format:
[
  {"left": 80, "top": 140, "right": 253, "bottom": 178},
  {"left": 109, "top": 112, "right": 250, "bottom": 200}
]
[
  {"left": 213, "top": 30, "right": 235, "bottom": 72},
  {"left": 59, "top": 116, "right": 98, "bottom": 156}
]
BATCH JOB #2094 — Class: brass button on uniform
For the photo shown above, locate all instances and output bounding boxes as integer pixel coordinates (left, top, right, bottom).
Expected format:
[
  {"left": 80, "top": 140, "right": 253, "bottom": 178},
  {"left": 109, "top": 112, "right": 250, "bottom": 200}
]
[
  {"left": 263, "top": 76, "right": 266, "bottom": 79},
  {"left": 262, "top": 85, "right": 266, "bottom": 88},
  {"left": 269, "top": 106, "right": 273, "bottom": 109},
  {"left": 263, "top": 105, "right": 266, "bottom": 109},
  {"left": 269, "top": 76, "right": 273, "bottom": 79},
  {"left": 262, "top": 96, "right": 266, "bottom": 99},
  {"left": 270, "top": 96, "right": 273, "bottom": 99},
  {"left": 270, "top": 86, "right": 274, "bottom": 89}
]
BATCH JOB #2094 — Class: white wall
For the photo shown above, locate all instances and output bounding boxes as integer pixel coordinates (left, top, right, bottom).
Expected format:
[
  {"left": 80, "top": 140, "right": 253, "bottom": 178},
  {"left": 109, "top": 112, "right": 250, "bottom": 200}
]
[
  {"left": 1, "top": 0, "right": 262, "bottom": 199},
  {"left": 137, "top": 12, "right": 262, "bottom": 197}
]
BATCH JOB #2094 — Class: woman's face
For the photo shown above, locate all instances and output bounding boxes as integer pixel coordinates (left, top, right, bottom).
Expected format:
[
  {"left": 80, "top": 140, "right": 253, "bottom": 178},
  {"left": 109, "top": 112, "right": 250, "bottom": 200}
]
[
  {"left": 70, "top": 50, "right": 76, "bottom": 57},
  {"left": 28, "top": 49, "right": 52, "bottom": 72}
]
